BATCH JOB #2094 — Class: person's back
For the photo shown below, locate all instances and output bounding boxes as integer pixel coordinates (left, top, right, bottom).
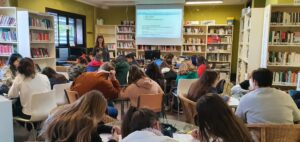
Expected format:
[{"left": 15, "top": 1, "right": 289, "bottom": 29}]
[{"left": 115, "top": 60, "right": 129, "bottom": 86}]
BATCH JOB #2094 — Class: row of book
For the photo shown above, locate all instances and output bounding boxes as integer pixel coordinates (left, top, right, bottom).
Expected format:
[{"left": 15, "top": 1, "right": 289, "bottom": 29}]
[
  {"left": 120, "top": 20, "right": 135, "bottom": 25},
  {"left": 117, "top": 34, "right": 134, "bottom": 40},
  {"left": 268, "top": 51, "right": 300, "bottom": 66},
  {"left": 269, "top": 31, "right": 300, "bottom": 44},
  {"left": 207, "top": 35, "right": 232, "bottom": 44},
  {"left": 207, "top": 45, "right": 231, "bottom": 52},
  {"left": 271, "top": 11, "right": 300, "bottom": 25},
  {"left": 208, "top": 28, "right": 232, "bottom": 35},
  {"left": 117, "top": 27, "right": 135, "bottom": 32},
  {"left": 30, "top": 32, "right": 50, "bottom": 41},
  {"left": 117, "top": 42, "right": 135, "bottom": 48},
  {"left": 0, "top": 15, "right": 16, "bottom": 26},
  {"left": 106, "top": 43, "right": 115, "bottom": 50},
  {"left": 207, "top": 54, "right": 230, "bottom": 62},
  {"left": 0, "top": 29, "right": 17, "bottom": 41},
  {"left": 29, "top": 17, "right": 52, "bottom": 29},
  {"left": 137, "top": 45, "right": 181, "bottom": 51},
  {"left": 183, "top": 45, "right": 205, "bottom": 52},
  {"left": 184, "top": 27, "right": 206, "bottom": 34},
  {"left": 31, "top": 48, "right": 49, "bottom": 58},
  {"left": 273, "top": 71, "right": 299, "bottom": 86},
  {"left": 0, "top": 44, "right": 14, "bottom": 55},
  {"left": 209, "top": 63, "right": 231, "bottom": 70},
  {"left": 184, "top": 38, "right": 206, "bottom": 44}
]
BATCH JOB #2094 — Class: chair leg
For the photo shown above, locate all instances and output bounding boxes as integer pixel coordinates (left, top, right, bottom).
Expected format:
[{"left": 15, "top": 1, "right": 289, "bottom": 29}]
[
  {"left": 177, "top": 97, "right": 180, "bottom": 120},
  {"left": 29, "top": 122, "right": 36, "bottom": 141}
]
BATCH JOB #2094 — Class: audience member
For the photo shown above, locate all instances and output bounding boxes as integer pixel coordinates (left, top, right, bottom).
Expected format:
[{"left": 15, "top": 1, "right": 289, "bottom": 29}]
[
  {"left": 160, "top": 53, "right": 177, "bottom": 90},
  {"left": 231, "top": 80, "right": 250, "bottom": 99},
  {"left": 187, "top": 71, "right": 220, "bottom": 102},
  {"left": 126, "top": 53, "right": 139, "bottom": 66},
  {"left": 67, "top": 56, "right": 88, "bottom": 81},
  {"left": 93, "top": 35, "right": 110, "bottom": 62},
  {"left": 196, "top": 56, "right": 208, "bottom": 78},
  {"left": 42, "top": 67, "right": 68, "bottom": 89},
  {"left": 114, "top": 55, "right": 130, "bottom": 86},
  {"left": 176, "top": 60, "right": 198, "bottom": 85},
  {"left": 122, "top": 107, "right": 177, "bottom": 142},
  {"left": 120, "top": 65, "right": 163, "bottom": 107},
  {"left": 191, "top": 94, "right": 252, "bottom": 142},
  {"left": 8, "top": 58, "right": 51, "bottom": 118},
  {"left": 145, "top": 62, "right": 164, "bottom": 89},
  {"left": 40, "top": 90, "right": 119, "bottom": 142},
  {"left": 235, "top": 68, "right": 300, "bottom": 124},
  {"left": 87, "top": 53, "right": 103, "bottom": 72},
  {"left": 1, "top": 53, "right": 22, "bottom": 90}
]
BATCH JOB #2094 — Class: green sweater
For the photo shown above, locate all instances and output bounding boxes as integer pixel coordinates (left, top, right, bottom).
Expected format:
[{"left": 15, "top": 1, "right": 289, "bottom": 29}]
[
  {"left": 115, "top": 61, "right": 130, "bottom": 85},
  {"left": 176, "top": 71, "right": 198, "bottom": 85}
]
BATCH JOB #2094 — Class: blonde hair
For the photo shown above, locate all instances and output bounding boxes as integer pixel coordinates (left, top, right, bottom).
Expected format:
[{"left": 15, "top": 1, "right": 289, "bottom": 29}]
[
  {"left": 41, "top": 90, "right": 107, "bottom": 142},
  {"left": 179, "top": 60, "right": 196, "bottom": 75}
]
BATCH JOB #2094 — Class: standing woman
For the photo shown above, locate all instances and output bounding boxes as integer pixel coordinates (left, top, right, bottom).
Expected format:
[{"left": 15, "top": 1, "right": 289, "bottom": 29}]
[{"left": 93, "top": 35, "right": 110, "bottom": 62}]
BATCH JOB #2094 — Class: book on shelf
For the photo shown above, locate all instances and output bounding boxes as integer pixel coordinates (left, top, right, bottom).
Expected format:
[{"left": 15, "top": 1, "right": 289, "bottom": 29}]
[
  {"left": 184, "top": 37, "right": 205, "bottom": 44},
  {"left": 118, "top": 26, "right": 135, "bottom": 32},
  {"left": 0, "top": 44, "right": 13, "bottom": 55},
  {"left": 269, "top": 30, "right": 300, "bottom": 44},
  {"left": 183, "top": 27, "right": 206, "bottom": 34},
  {"left": 207, "top": 35, "right": 232, "bottom": 44},
  {"left": 207, "top": 45, "right": 231, "bottom": 52},
  {"left": 30, "top": 31, "right": 50, "bottom": 41},
  {"left": 208, "top": 27, "right": 232, "bottom": 35},
  {"left": 0, "top": 15, "right": 16, "bottom": 26},
  {"left": 273, "top": 71, "right": 299, "bottom": 86},
  {"left": 106, "top": 43, "right": 115, "bottom": 50},
  {"left": 271, "top": 11, "right": 300, "bottom": 25},
  {"left": 0, "top": 29, "right": 16, "bottom": 41},
  {"left": 31, "top": 48, "right": 49, "bottom": 58},
  {"left": 29, "top": 17, "right": 52, "bottom": 29},
  {"left": 117, "top": 42, "right": 134, "bottom": 48},
  {"left": 207, "top": 54, "right": 230, "bottom": 62},
  {"left": 117, "top": 34, "right": 134, "bottom": 40},
  {"left": 138, "top": 45, "right": 180, "bottom": 51},
  {"left": 120, "top": 20, "right": 135, "bottom": 25},
  {"left": 268, "top": 51, "right": 300, "bottom": 66},
  {"left": 183, "top": 45, "right": 203, "bottom": 52}
]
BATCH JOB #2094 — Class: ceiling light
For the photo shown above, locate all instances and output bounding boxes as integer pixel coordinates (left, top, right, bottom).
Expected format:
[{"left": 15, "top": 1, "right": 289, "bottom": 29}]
[{"left": 185, "top": 0, "right": 223, "bottom": 5}]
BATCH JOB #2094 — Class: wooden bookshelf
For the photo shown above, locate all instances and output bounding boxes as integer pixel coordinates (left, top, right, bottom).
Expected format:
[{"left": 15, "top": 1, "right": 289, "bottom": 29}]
[
  {"left": 261, "top": 5, "right": 300, "bottom": 89},
  {"left": 95, "top": 25, "right": 117, "bottom": 59},
  {"left": 17, "top": 10, "right": 56, "bottom": 69},
  {"left": 0, "top": 7, "right": 18, "bottom": 68}
]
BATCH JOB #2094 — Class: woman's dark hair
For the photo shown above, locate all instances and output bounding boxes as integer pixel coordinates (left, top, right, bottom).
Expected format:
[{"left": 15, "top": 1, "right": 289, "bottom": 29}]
[
  {"left": 121, "top": 107, "right": 158, "bottom": 138},
  {"left": 196, "top": 94, "right": 252, "bottom": 142},
  {"left": 239, "top": 80, "right": 250, "bottom": 90},
  {"left": 252, "top": 68, "right": 273, "bottom": 87},
  {"left": 78, "top": 56, "right": 88, "bottom": 65},
  {"left": 128, "top": 65, "right": 146, "bottom": 85},
  {"left": 145, "top": 62, "right": 163, "bottom": 81},
  {"left": 197, "top": 56, "right": 206, "bottom": 66},
  {"left": 95, "top": 35, "right": 105, "bottom": 48},
  {"left": 7, "top": 53, "right": 22, "bottom": 76},
  {"left": 116, "top": 55, "right": 127, "bottom": 63},
  {"left": 164, "top": 53, "right": 174, "bottom": 65},
  {"left": 18, "top": 58, "right": 36, "bottom": 78},
  {"left": 41, "top": 67, "right": 58, "bottom": 78},
  {"left": 188, "top": 71, "right": 219, "bottom": 101}
]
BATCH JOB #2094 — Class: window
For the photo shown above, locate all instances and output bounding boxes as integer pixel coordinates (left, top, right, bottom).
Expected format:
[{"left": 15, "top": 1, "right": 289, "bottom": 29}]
[{"left": 46, "top": 8, "right": 86, "bottom": 48}]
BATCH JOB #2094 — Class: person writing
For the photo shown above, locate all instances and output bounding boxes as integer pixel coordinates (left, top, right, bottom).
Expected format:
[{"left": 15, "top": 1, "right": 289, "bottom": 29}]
[{"left": 93, "top": 35, "right": 110, "bottom": 62}]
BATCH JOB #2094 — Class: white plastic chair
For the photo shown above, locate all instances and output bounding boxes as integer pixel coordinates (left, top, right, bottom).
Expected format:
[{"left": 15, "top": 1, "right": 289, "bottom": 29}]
[
  {"left": 53, "top": 82, "right": 73, "bottom": 105},
  {"left": 13, "top": 91, "right": 57, "bottom": 140}
]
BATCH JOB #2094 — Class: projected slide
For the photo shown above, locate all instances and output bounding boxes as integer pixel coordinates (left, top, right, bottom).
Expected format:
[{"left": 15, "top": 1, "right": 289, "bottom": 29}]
[{"left": 136, "top": 9, "right": 182, "bottom": 38}]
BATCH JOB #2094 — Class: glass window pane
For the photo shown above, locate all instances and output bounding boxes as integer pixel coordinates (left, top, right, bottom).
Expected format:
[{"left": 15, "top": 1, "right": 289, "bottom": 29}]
[
  {"left": 76, "top": 19, "right": 83, "bottom": 45},
  {"left": 48, "top": 12, "right": 59, "bottom": 46},
  {"left": 69, "top": 18, "right": 75, "bottom": 46},
  {"left": 58, "top": 16, "right": 67, "bottom": 44}
]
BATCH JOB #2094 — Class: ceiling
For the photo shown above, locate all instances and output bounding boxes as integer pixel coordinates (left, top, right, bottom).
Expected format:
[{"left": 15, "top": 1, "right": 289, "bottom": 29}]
[{"left": 76, "top": 0, "right": 248, "bottom": 7}]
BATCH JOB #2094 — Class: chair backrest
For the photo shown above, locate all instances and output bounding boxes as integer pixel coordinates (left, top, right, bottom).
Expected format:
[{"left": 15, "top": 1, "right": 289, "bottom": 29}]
[
  {"left": 137, "top": 93, "right": 163, "bottom": 113},
  {"left": 30, "top": 91, "right": 57, "bottom": 121},
  {"left": 64, "top": 89, "right": 79, "bottom": 104},
  {"left": 53, "top": 82, "right": 73, "bottom": 105},
  {"left": 179, "top": 93, "right": 197, "bottom": 124},
  {"left": 247, "top": 124, "right": 300, "bottom": 142},
  {"left": 177, "top": 79, "right": 198, "bottom": 96}
]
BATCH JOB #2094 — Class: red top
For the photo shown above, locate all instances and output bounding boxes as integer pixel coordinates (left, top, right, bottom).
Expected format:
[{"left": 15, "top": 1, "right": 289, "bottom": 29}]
[{"left": 197, "top": 64, "right": 206, "bottom": 78}]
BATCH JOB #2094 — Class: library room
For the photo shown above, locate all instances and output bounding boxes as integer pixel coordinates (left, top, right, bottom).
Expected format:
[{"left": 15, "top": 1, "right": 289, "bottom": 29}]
[{"left": 0, "top": 0, "right": 300, "bottom": 142}]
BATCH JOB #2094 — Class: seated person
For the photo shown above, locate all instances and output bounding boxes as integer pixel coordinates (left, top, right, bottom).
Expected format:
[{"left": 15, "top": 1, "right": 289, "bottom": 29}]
[
  {"left": 191, "top": 94, "right": 252, "bottom": 142},
  {"left": 187, "top": 71, "right": 220, "bottom": 102},
  {"left": 126, "top": 53, "right": 139, "bottom": 66},
  {"left": 42, "top": 67, "right": 68, "bottom": 89},
  {"left": 145, "top": 62, "right": 164, "bottom": 89},
  {"left": 68, "top": 56, "right": 88, "bottom": 81},
  {"left": 120, "top": 65, "right": 163, "bottom": 107},
  {"left": 176, "top": 60, "right": 198, "bottom": 85},
  {"left": 122, "top": 107, "right": 177, "bottom": 142},
  {"left": 40, "top": 90, "right": 120, "bottom": 142},
  {"left": 87, "top": 53, "right": 103, "bottom": 72},
  {"left": 114, "top": 55, "right": 130, "bottom": 86},
  {"left": 235, "top": 68, "right": 300, "bottom": 124},
  {"left": 71, "top": 62, "right": 120, "bottom": 118},
  {"left": 231, "top": 80, "right": 250, "bottom": 99},
  {"left": 8, "top": 58, "right": 51, "bottom": 118}
]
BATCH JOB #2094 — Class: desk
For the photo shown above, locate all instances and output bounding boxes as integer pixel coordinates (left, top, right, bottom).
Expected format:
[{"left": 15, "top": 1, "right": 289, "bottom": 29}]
[{"left": 0, "top": 96, "right": 14, "bottom": 142}]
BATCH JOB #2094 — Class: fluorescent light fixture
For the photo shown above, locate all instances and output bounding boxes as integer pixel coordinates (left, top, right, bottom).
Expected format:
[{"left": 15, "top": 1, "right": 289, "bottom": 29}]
[{"left": 185, "top": 0, "right": 223, "bottom": 5}]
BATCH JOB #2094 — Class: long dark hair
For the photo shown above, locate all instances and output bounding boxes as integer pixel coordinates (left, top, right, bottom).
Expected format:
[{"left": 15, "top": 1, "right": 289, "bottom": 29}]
[
  {"left": 95, "top": 35, "right": 105, "bottom": 48},
  {"left": 145, "top": 62, "right": 163, "bottom": 81},
  {"left": 196, "top": 94, "right": 252, "bottom": 142},
  {"left": 188, "top": 71, "right": 219, "bottom": 101},
  {"left": 41, "top": 67, "right": 58, "bottom": 78},
  {"left": 17, "top": 58, "right": 36, "bottom": 78},
  {"left": 7, "top": 53, "right": 22, "bottom": 76},
  {"left": 121, "top": 107, "right": 158, "bottom": 138},
  {"left": 128, "top": 65, "right": 146, "bottom": 85}
]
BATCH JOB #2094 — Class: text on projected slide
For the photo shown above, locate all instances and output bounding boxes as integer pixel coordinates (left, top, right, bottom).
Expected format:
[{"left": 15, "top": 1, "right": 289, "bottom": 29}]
[{"left": 136, "top": 9, "right": 182, "bottom": 38}]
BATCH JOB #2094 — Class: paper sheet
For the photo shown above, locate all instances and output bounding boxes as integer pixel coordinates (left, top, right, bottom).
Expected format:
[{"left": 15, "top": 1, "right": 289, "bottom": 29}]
[{"left": 173, "top": 133, "right": 199, "bottom": 142}]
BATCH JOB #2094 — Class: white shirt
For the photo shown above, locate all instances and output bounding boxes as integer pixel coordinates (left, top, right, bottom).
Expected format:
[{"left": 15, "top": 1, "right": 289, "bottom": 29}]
[
  {"left": 122, "top": 129, "right": 177, "bottom": 142},
  {"left": 235, "top": 87, "right": 300, "bottom": 124},
  {"left": 8, "top": 73, "right": 51, "bottom": 115}
]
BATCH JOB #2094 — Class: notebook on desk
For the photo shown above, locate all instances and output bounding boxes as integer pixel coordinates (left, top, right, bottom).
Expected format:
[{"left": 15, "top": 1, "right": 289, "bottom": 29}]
[{"left": 173, "top": 133, "right": 198, "bottom": 142}]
